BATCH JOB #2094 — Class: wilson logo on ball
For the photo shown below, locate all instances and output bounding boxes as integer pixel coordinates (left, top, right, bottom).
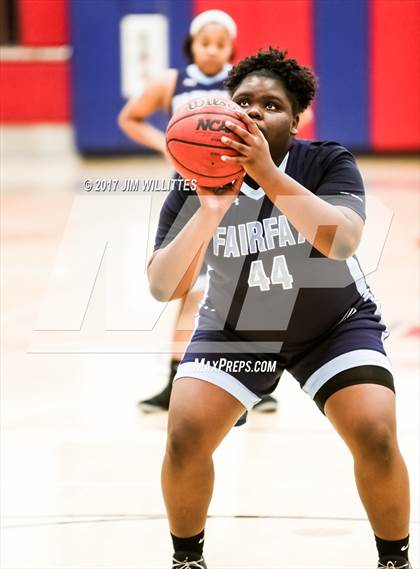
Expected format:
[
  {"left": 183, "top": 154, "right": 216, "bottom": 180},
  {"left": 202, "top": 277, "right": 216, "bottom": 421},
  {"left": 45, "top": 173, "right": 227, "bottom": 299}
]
[
  {"left": 196, "top": 119, "right": 229, "bottom": 132},
  {"left": 188, "top": 97, "right": 239, "bottom": 111},
  {"left": 166, "top": 96, "right": 248, "bottom": 187}
]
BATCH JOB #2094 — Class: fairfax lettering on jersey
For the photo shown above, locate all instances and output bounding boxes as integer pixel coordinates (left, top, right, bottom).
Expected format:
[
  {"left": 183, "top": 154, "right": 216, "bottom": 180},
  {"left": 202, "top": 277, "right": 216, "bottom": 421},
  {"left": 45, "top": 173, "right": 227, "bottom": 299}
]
[
  {"left": 196, "top": 118, "right": 229, "bottom": 132},
  {"left": 213, "top": 215, "right": 306, "bottom": 257}
]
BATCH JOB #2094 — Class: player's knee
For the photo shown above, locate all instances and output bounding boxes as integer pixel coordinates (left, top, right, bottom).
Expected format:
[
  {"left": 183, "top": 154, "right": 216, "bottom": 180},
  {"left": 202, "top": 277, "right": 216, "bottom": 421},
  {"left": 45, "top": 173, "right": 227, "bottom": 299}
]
[
  {"left": 352, "top": 419, "right": 396, "bottom": 466},
  {"left": 166, "top": 416, "right": 209, "bottom": 468}
]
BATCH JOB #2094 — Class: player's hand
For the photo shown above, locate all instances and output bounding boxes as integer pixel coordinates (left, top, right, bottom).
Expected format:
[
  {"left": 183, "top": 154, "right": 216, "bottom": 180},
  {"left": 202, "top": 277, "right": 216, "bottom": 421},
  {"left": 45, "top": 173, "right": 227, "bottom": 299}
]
[
  {"left": 220, "top": 112, "right": 277, "bottom": 184},
  {"left": 196, "top": 174, "right": 244, "bottom": 214}
]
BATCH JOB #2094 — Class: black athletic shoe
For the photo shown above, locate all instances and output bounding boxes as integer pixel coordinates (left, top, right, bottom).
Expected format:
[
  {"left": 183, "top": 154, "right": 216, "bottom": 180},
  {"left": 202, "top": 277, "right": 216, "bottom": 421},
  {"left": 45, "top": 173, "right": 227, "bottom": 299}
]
[
  {"left": 253, "top": 394, "right": 278, "bottom": 413},
  {"left": 377, "top": 557, "right": 411, "bottom": 568},
  {"left": 137, "top": 381, "right": 173, "bottom": 412},
  {"left": 234, "top": 411, "right": 248, "bottom": 427},
  {"left": 172, "top": 551, "right": 207, "bottom": 568}
]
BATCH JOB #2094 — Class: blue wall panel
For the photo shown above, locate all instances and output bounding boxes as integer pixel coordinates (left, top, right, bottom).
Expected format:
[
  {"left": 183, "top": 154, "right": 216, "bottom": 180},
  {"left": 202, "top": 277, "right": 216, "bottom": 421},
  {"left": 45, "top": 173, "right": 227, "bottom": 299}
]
[
  {"left": 70, "top": 0, "right": 192, "bottom": 153},
  {"left": 314, "top": 0, "right": 370, "bottom": 148}
]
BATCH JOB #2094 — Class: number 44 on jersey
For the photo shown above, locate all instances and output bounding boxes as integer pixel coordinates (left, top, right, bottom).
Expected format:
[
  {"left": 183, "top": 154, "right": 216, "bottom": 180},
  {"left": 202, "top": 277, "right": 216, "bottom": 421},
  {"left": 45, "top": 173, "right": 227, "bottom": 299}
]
[{"left": 248, "top": 255, "right": 294, "bottom": 291}]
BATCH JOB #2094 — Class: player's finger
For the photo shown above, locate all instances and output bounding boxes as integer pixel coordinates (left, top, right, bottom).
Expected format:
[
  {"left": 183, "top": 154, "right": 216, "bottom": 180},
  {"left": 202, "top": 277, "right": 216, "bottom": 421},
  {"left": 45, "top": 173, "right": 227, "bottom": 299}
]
[
  {"left": 197, "top": 171, "right": 243, "bottom": 194},
  {"left": 232, "top": 172, "right": 245, "bottom": 192},
  {"left": 224, "top": 121, "right": 254, "bottom": 143},
  {"left": 196, "top": 185, "right": 214, "bottom": 196},
  {"left": 221, "top": 155, "right": 247, "bottom": 165},
  {"left": 220, "top": 136, "right": 248, "bottom": 155},
  {"left": 233, "top": 112, "right": 261, "bottom": 136},
  {"left": 215, "top": 174, "right": 244, "bottom": 195}
]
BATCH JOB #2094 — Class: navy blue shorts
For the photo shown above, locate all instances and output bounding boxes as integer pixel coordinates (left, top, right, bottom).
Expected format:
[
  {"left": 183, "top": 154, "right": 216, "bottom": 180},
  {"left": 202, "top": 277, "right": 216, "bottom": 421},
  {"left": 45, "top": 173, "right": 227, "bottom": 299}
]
[{"left": 174, "top": 298, "right": 395, "bottom": 414}]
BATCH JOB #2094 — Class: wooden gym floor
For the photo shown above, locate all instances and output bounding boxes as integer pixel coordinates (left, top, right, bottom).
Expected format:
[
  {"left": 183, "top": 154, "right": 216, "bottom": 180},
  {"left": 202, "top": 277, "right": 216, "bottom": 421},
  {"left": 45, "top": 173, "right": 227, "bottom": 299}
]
[{"left": 1, "top": 125, "right": 419, "bottom": 568}]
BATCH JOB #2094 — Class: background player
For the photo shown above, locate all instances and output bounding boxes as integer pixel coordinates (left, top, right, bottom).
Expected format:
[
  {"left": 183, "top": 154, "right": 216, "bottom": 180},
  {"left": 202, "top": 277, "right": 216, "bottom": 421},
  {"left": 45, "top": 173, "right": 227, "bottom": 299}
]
[
  {"left": 148, "top": 49, "right": 412, "bottom": 569},
  {"left": 119, "top": 9, "right": 279, "bottom": 415}
]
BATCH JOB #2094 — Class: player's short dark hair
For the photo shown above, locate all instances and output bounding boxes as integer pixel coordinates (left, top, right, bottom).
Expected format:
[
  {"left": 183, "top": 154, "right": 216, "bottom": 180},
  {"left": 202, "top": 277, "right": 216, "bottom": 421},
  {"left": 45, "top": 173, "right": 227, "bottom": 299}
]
[{"left": 225, "top": 47, "right": 317, "bottom": 114}]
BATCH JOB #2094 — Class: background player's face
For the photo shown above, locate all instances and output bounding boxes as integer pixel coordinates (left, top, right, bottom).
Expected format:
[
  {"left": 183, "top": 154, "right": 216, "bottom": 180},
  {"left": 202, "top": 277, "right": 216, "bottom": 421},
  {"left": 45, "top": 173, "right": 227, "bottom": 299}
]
[
  {"left": 191, "top": 23, "right": 233, "bottom": 76},
  {"left": 231, "top": 74, "right": 299, "bottom": 164}
]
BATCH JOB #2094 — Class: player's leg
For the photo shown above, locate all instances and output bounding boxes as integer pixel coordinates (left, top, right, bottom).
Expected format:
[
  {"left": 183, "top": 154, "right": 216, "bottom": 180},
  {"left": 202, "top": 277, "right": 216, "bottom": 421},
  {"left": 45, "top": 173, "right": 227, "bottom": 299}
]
[
  {"left": 138, "top": 289, "right": 203, "bottom": 412},
  {"left": 290, "top": 299, "right": 412, "bottom": 566},
  {"left": 323, "top": 380, "right": 410, "bottom": 564},
  {"left": 162, "top": 376, "right": 245, "bottom": 564},
  {"left": 163, "top": 336, "right": 275, "bottom": 564}
]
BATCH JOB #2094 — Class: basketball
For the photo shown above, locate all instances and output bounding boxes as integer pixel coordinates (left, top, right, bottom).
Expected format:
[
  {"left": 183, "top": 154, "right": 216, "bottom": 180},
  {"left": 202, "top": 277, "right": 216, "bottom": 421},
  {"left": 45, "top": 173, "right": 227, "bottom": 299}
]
[{"left": 166, "top": 96, "right": 247, "bottom": 187}]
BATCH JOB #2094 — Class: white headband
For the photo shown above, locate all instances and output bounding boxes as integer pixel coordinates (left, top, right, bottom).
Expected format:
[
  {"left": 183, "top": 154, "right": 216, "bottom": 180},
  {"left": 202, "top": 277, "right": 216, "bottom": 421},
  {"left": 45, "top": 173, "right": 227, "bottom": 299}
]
[{"left": 190, "top": 10, "right": 237, "bottom": 39}]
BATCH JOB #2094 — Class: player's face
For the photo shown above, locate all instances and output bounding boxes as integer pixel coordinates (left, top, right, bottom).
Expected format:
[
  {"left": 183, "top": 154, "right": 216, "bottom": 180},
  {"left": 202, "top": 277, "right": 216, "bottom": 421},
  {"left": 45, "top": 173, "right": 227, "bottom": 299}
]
[
  {"left": 191, "top": 23, "right": 233, "bottom": 76},
  {"left": 231, "top": 74, "right": 299, "bottom": 164}
]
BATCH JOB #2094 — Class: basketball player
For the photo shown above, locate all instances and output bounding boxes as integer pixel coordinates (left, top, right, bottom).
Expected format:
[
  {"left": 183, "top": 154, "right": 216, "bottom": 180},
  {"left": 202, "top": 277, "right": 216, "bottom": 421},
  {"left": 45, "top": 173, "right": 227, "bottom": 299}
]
[
  {"left": 119, "top": 10, "right": 278, "bottom": 416},
  {"left": 148, "top": 49, "right": 412, "bottom": 569},
  {"left": 118, "top": 10, "right": 312, "bottom": 418}
]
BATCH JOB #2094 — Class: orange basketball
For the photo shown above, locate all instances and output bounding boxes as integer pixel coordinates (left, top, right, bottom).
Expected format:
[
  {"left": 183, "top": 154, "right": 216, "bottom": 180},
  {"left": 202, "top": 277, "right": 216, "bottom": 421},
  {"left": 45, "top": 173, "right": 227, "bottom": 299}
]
[{"left": 166, "top": 96, "right": 247, "bottom": 187}]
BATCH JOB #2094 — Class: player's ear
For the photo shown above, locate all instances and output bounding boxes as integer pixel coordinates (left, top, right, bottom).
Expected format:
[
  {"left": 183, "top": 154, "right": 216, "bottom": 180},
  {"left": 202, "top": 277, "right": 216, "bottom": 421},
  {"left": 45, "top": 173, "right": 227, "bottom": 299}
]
[{"left": 290, "top": 115, "right": 299, "bottom": 135}]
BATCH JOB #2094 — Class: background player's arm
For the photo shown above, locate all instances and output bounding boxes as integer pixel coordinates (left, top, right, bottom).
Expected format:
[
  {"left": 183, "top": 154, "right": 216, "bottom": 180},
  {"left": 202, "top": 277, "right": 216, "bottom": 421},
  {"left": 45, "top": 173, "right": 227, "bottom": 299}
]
[{"left": 118, "top": 69, "right": 177, "bottom": 154}]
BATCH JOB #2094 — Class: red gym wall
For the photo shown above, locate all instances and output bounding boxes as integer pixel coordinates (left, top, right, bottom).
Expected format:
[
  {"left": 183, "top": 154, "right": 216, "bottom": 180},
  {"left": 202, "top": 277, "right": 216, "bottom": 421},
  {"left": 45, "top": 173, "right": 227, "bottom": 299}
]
[
  {"left": 370, "top": 0, "right": 420, "bottom": 150},
  {"left": 1, "top": 0, "right": 419, "bottom": 151},
  {"left": 194, "top": 0, "right": 314, "bottom": 141},
  {"left": 195, "top": 0, "right": 420, "bottom": 151},
  {"left": 1, "top": 0, "right": 70, "bottom": 122},
  {"left": 19, "top": 0, "right": 68, "bottom": 45}
]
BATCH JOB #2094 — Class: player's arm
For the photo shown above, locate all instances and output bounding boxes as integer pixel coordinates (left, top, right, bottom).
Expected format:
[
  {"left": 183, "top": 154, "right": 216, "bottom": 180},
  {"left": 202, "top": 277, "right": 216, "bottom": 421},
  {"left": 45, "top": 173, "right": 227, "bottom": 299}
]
[
  {"left": 148, "top": 179, "right": 243, "bottom": 302},
  {"left": 259, "top": 180, "right": 364, "bottom": 260},
  {"left": 117, "top": 69, "right": 177, "bottom": 154},
  {"left": 220, "top": 115, "right": 364, "bottom": 260},
  {"left": 148, "top": 208, "right": 220, "bottom": 302}
]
